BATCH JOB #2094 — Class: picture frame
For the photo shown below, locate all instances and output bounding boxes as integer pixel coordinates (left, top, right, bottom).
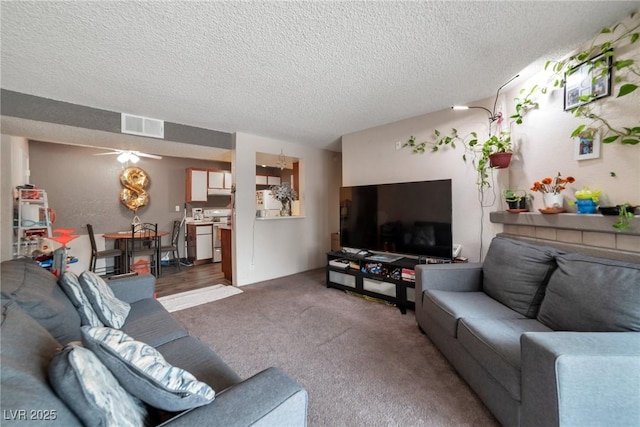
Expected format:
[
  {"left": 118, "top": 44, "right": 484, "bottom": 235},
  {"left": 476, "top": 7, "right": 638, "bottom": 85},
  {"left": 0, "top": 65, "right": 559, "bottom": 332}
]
[
  {"left": 563, "top": 52, "right": 612, "bottom": 111},
  {"left": 574, "top": 129, "right": 601, "bottom": 160}
]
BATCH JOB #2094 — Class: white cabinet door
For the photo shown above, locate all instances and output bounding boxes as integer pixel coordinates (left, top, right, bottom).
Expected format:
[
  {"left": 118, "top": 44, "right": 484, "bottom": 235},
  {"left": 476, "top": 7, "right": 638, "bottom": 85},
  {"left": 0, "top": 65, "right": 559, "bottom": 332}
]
[
  {"left": 189, "top": 169, "right": 208, "bottom": 202},
  {"left": 267, "top": 176, "right": 281, "bottom": 185},
  {"left": 256, "top": 175, "right": 268, "bottom": 185},
  {"left": 208, "top": 171, "right": 224, "bottom": 189},
  {"left": 195, "top": 226, "right": 213, "bottom": 260},
  {"left": 223, "top": 172, "right": 232, "bottom": 189}
]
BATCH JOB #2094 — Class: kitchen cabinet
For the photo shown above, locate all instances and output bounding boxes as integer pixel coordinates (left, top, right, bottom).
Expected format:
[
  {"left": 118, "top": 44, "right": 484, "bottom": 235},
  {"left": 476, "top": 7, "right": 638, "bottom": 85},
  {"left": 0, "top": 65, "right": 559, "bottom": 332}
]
[
  {"left": 267, "top": 176, "right": 281, "bottom": 185},
  {"left": 256, "top": 174, "right": 281, "bottom": 186},
  {"left": 208, "top": 170, "right": 224, "bottom": 189},
  {"left": 186, "top": 168, "right": 208, "bottom": 202},
  {"left": 187, "top": 168, "right": 232, "bottom": 200},
  {"left": 186, "top": 223, "right": 213, "bottom": 265},
  {"left": 207, "top": 170, "right": 232, "bottom": 195},
  {"left": 221, "top": 227, "right": 232, "bottom": 281}
]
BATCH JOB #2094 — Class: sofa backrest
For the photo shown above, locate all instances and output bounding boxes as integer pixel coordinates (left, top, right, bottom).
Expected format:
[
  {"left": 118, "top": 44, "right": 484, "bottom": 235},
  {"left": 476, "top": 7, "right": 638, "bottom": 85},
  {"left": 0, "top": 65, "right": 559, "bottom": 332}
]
[
  {"left": 1, "top": 259, "right": 82, "bottom": 344},
  {"left": 537, "top": 252, "right": 640, "bottom": 332},
  {"left": 482, "top": 237, "right": 563, "bottom": 318},
  {"left": 0, "top": 301, "right": 81, "bottom": 425}
]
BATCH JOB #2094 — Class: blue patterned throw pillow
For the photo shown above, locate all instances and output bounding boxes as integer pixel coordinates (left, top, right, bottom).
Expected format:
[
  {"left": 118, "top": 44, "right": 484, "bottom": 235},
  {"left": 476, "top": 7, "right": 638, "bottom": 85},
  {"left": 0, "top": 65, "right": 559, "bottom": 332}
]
[
  {"left": 59, "top": 272, "right": 104, "bottom": 327},
  {"left": 79, "top": 271, "right": 130, "bottom": 328},
  {"left": 49, "top": 344, "right": 148, "bottom": 427},
  {"left": 81, "top": 326, "right": 216, "bottom": 411}
]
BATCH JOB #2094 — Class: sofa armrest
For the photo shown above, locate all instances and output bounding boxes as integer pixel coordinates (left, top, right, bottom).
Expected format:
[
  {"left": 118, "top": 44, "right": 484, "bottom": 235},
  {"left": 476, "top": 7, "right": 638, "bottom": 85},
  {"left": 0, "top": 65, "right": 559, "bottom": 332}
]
[
  {"left": 415, "top": 263, "right": 483, "bottom": 313},
  {"left": 107, "top": 273, "right": 156, "bottom": 303},
  {"left": 521, "top": 332, "right": 640, "bottom": 427},
  {"left": 160, "top": 367, "right": 308, "bottom": 427}
]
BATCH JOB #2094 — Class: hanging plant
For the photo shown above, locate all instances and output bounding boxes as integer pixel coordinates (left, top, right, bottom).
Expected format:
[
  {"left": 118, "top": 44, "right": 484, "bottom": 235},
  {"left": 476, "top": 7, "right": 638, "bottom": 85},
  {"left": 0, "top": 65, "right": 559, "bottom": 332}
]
[
  {"left": 403, "top": 129, "right": 513, "bottom": 190},
  {"left": 544, "top": 11, "right": 639, "bottom": 145}
]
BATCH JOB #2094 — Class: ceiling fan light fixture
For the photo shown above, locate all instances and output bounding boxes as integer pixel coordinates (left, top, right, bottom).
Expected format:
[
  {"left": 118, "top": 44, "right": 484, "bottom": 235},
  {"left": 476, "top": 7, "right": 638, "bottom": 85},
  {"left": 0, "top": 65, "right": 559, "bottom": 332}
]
[
  {"left": 117, "top": 151, "right": 140, "bottom": 163},
  {"left": 276, "top": 149, "right": 287, "bottom": 170},
  {"left": 117, "top": 152, "right": 129, "bottom": 163}
]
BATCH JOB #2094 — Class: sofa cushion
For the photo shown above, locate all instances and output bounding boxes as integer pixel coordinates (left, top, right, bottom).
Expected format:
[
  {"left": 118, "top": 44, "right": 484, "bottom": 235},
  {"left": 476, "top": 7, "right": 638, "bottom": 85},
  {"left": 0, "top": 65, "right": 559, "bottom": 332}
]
[
  {"left": 0, "top": 302, "right": 81, "bottom": 426},
  {"left": 483, "top": 237, "right": 560, "bottom": 318},
  {"left": 537, "top": 253, "right": 640, "bottom": 331},
  {"left": 0, "top": 258, "right": 82, "bottom": 343},
  {"left": 79, "top": 271, "right": 131, "bottom": 328},
  {"left": 59, "top": 272, "right": 104, "bottom": 327},
  {"left": 458, "top": 317, "right": 553, "bottom": 400},
  {"left": 424, "top": 290, "right": 524, "bottom": 338},
  {"left": 82, "top": 327, "right": 216, "bottom": 411},
  {"left": 156, "top": 335, "right": 243, "bottom": 393},
  {"left": 122, "top": 298, "right": 189, "bottom": 348},
  {"left": 49, "top": 343, "right": 148, "bottom": 427}
]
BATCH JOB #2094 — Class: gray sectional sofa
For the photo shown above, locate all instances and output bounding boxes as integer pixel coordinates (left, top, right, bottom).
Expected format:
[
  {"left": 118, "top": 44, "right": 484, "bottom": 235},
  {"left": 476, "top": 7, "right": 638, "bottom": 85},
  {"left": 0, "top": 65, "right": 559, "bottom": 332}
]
[
  {"left": 415, "top": 236, "right": 640, "bottom": 427},
  {"left": 1, "top": 258, "right": 308, "bottom": 426}
]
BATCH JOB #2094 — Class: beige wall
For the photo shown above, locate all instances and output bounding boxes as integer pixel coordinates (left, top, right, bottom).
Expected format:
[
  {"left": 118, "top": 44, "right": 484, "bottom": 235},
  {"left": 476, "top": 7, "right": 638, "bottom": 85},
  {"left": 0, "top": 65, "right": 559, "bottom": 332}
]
[
  {"left": 343, "top": 42, "right": 640, "bottom": 262},
  {"left": 233, "top": 132, "right": 341, "bottom": 286}
]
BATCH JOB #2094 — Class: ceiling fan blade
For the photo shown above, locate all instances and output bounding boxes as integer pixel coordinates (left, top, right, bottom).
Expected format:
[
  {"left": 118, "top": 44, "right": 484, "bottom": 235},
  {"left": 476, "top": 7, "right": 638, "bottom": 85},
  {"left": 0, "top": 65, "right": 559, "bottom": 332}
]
[
  {"left": 93, "top": 152, "right": 120, "bottom": 156},
  {"left": 133, "top": 151, "right": 162, "bottom": 160}
]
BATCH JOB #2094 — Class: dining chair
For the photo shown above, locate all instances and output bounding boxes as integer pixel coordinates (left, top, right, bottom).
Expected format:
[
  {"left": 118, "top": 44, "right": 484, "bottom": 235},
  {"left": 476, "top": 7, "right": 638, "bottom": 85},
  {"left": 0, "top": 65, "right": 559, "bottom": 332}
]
[
  {"left": 159, "top": 219, "right": 182, "bottom": 274},
  {"left": 87, "top": 224, "right": 123, "bottom": 276},
  {"left": 129, "top": 222, "right": 160, "bottom": 277}
]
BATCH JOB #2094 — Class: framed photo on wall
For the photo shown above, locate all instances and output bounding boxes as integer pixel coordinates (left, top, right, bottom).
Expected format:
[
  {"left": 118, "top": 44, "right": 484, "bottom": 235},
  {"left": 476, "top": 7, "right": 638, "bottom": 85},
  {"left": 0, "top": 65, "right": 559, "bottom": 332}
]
[
  {"left": 564, "top": 52, "right": 612, "bottom": 111},
  {"left": 574, "top": 129, "right": 601, "bottom": 160}
]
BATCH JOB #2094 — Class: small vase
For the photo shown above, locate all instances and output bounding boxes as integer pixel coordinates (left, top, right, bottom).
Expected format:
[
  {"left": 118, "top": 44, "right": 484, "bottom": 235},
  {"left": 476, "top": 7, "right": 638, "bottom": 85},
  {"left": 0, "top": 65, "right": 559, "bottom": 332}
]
[
  {"left": 575, "top": 198, "right": 598, "bottom": 214},
  {"left": 543, "top": 193, "right": 563, "bottom": 210},
  {"left": 280, "top": 200, "right": 291, "bottom": 217}
]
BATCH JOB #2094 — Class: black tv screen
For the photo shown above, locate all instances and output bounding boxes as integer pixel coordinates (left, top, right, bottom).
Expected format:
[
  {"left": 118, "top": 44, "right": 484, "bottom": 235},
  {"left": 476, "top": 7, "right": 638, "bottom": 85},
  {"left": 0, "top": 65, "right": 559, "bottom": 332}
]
[{"left": 339, "top": 179, "right": 452, "bottom": 259}]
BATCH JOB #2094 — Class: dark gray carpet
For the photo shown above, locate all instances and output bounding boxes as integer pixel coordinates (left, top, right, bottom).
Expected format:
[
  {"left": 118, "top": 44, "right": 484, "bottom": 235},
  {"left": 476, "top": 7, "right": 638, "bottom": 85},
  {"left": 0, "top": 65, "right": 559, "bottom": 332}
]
[{"left": 173, "top": 268, "right": 498, "bottom": 426}]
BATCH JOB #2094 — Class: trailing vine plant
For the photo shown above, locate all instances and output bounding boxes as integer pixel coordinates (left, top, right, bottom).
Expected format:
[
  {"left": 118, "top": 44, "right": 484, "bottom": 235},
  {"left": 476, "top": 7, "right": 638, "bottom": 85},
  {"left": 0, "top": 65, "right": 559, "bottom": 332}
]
[{"left": 544, "top": 11, "right": 639, "bottom": 145}]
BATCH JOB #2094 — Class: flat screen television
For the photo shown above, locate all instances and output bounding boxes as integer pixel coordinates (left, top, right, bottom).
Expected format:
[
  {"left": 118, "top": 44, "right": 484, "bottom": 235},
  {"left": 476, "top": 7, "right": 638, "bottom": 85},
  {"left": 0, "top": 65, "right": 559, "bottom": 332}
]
[{"left": 339, "top": 179, "right": 452, "bottom": 260}]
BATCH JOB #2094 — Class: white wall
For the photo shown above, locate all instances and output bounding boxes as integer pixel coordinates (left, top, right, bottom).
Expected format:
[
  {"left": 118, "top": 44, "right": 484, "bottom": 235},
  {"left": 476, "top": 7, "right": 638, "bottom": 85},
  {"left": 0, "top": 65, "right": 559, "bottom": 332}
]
[
  {"left": 233, "top": 132, "right": 341, "bottom": 286},
  {"left": 343, "top": 41, "right": 640, "bottom": 262},
  {"left": 1, "top": 136, "right": 29, "bottom": 261}
]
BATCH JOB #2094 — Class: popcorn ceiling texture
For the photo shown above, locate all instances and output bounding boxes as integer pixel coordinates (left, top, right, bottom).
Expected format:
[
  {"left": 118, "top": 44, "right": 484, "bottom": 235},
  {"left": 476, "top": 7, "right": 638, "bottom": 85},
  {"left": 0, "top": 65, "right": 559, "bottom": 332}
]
[{"left": 1, "top": 1, "right": 636, "bottom": 150}]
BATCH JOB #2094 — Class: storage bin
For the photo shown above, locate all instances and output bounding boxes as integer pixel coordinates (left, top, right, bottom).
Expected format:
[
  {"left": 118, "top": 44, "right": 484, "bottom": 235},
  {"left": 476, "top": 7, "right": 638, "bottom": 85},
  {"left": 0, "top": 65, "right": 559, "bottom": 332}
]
[
  {"left": 363, "top": 278, "right": 396, "bottom": 297},
  {"left": 329, "top": 271, "right": 356, "bottom": 288}
]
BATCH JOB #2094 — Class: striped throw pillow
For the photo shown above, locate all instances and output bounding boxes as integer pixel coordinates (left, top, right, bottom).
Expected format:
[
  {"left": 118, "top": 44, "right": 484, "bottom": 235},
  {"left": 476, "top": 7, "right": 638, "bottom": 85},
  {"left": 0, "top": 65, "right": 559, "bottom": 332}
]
[{"left": 81, "top": 326, "right": 215, "bottom": 411}]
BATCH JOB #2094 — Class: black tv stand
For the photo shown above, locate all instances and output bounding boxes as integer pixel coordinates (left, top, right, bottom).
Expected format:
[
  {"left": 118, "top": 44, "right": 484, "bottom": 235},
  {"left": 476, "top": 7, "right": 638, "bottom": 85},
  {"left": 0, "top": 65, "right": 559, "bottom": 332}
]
[{"left": 326, "top": 251, "right": 452, "bottom": 314}]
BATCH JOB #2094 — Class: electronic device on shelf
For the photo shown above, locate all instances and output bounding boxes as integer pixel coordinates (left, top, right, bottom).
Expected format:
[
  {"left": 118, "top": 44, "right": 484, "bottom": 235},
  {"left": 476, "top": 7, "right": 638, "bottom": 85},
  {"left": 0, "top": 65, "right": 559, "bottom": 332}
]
[{"left": 453, "top": 243, "right": 462, "bottom": 258}]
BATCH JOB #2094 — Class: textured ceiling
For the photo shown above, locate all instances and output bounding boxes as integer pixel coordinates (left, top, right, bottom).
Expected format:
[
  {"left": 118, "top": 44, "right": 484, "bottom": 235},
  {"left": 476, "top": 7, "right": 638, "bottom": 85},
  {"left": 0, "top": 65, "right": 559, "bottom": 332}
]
[{"left": 1, "top": 1, "right": 637, "bottom": 151}]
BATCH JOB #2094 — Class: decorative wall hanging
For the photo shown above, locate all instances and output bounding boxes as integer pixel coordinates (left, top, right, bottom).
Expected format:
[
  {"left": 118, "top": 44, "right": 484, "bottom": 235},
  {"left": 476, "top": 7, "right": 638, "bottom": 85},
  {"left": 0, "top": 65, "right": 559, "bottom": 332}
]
[
  {"left": 563, "top": 52, "right": 611, "bottom": 111},
  {"left": 119, "top": 167, "right": 150, "bottom": 211},
  {"left": 574, "top": 129, "right": 601, "bottom": 160}
]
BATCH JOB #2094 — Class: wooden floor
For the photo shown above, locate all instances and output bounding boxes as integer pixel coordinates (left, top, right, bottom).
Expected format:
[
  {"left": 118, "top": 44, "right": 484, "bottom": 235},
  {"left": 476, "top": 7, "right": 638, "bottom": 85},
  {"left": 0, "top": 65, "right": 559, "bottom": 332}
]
[{"left": 155, "top": 262, "right": 231, "bottom": 298}]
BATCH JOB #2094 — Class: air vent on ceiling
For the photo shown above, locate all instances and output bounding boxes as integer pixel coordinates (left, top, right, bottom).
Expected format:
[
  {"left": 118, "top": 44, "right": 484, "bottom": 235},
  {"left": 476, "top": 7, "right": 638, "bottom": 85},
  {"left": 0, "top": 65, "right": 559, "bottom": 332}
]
[{"left": 121, "top": 113, "right": 164, "bottom": 139}]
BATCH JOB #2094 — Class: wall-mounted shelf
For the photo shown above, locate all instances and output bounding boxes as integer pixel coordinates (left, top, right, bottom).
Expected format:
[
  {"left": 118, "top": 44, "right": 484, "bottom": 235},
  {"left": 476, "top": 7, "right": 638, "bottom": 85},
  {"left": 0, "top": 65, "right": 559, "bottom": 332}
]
[{"left": 490, "top": 211, "right": 639, "bottom": 235}]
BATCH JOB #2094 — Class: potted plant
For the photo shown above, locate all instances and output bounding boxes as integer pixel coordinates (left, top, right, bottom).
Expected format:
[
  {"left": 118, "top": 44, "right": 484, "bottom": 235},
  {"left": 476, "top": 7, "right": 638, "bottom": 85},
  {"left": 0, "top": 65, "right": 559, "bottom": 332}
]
[
  {"left": 599, "top": 203, "right": 637, "bottom": 230},
  {"left": 503, "top": 189, "right": 532, "bottom": 211},
  {"left": 484, "top": 132, "right": 513, "bottom": 169},
  {"left": 613, "top": 204, "right": 636, "bottom": 230},
  {"left": 530, "top": 172, "right": 576, "bottom": 211},
  {"left": 471, "top": 132, "right": 512, "bottom": 189},
  {"left": 269, "top": 182, "right": 297, "bottom": 216}
]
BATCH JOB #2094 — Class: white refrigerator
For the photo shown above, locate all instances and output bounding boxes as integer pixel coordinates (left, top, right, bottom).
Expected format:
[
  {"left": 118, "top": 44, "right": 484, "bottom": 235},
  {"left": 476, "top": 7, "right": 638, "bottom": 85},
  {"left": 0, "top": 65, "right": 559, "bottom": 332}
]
[{"left": 256, "top": 190, "right": 282, "bottom": 211}]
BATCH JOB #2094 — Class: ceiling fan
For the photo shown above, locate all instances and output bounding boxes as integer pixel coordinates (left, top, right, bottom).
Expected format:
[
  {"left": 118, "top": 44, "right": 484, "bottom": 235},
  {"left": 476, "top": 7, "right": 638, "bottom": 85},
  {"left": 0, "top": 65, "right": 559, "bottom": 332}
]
[{"left": 93, "top": 149, "right": 162, "bottom": 163}]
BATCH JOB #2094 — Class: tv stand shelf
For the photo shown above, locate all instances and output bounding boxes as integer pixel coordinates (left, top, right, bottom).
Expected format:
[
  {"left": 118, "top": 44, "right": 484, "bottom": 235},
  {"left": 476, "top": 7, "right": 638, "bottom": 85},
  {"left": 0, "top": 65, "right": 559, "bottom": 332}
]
[{"left": 326, "top": 251, "right": 452, "bottom": 314}]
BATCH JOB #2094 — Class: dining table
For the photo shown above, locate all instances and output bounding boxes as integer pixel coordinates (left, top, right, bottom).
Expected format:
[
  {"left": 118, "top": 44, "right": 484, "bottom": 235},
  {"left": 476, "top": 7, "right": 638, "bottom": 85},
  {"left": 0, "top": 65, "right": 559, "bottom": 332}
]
[{"left": 103, "top": 230, "right": 169, "bottom": 276}]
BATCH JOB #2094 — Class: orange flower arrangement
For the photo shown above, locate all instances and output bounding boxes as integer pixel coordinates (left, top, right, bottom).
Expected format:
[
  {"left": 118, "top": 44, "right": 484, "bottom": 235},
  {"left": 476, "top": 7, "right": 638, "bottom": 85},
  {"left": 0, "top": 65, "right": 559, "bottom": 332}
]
[{"left": 531, "top": 172, "right": 576, "bottom": 195}]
